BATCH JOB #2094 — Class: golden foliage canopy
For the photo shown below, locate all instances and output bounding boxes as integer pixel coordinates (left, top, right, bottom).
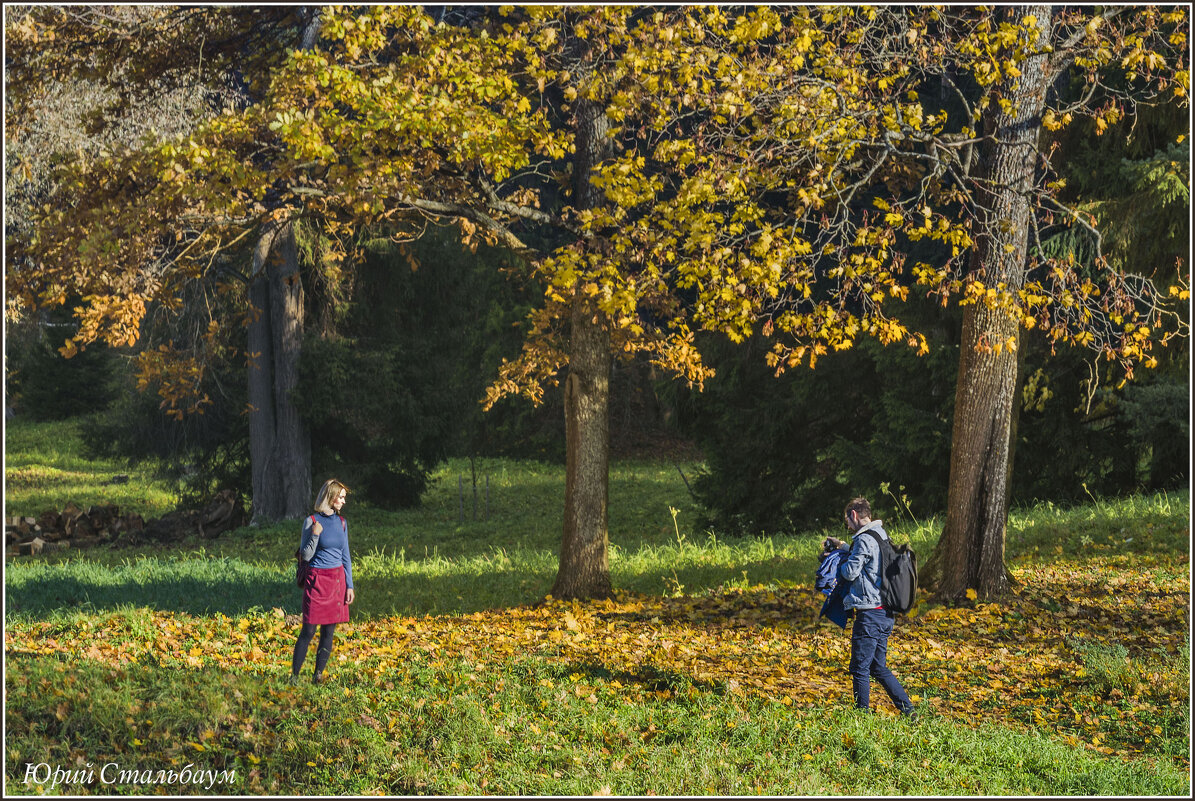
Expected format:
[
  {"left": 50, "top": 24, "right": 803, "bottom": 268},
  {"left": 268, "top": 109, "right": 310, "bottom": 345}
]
[{"left": 8, "top": 5, "right": 1189, "bottom": 407}]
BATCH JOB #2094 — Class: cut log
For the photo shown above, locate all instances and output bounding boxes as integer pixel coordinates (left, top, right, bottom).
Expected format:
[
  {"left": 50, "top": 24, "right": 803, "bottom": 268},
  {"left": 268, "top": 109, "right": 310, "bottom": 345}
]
[
  {"left": 198, "top": 489, "right": 245, "bottom": 539},
  {"left": 86, "top": 504, "right": 117, "bottom": 530},
  {"left": 18, "top": 537, "right": 45, "bottom": 556},
  {"left": 73, "top": 515, "right": 96, "bottom": 539}
]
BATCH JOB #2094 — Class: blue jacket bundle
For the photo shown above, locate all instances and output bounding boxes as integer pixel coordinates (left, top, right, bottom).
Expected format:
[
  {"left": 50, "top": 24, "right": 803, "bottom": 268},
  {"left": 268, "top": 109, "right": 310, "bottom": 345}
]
[{"left": 817, "top": 547, "right": 851, "bottom": 628}]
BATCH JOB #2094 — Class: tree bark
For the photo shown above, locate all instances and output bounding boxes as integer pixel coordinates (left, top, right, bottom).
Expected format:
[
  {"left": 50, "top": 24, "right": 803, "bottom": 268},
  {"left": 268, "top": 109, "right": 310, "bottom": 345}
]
[
  {"left": 926, "top": 5, "right": 1051, "bottom": 601},
  {"left": 552, "top": 297, "right": 614, "bottom": 599},
  {"left": 248, "top": 221, "right": 282, "bottom": 522},
  {"left": 551, "top": 97, "right": 615, "bottom": 599},
  {"left": 269, "top": 222, "right": 311, "bottom": 517},
  {"left": 247, "top": 220, "right": 311, "bottom": 522},
  {"left": 246, "top": 9, "right": 322, "bottom": 524}
]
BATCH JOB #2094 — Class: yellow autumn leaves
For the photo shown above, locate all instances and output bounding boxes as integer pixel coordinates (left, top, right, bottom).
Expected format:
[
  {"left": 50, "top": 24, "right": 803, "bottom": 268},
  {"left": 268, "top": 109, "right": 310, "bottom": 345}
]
[
  {"left": 10, "top": 5, "right": 1189, "bottom": 412},
  {"left": 7, "top": 550, "right": 1187, "bottom": 759}
]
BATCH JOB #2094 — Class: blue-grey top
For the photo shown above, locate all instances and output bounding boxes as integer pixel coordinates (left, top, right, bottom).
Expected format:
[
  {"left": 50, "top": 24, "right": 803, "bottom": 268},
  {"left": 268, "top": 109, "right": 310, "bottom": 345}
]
[{"left": 299, "top": 513, "right": 353, "bottom": 589}]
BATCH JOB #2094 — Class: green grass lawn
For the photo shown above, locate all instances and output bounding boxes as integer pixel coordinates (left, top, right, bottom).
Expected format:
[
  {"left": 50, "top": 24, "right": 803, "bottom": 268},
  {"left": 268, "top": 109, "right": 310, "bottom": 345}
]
[
  {"left": 4, "top": 416, "right": 1190, "bottom": 795},
  {"left": 4, "top": 417, "right": 179, "bottom": 520}
]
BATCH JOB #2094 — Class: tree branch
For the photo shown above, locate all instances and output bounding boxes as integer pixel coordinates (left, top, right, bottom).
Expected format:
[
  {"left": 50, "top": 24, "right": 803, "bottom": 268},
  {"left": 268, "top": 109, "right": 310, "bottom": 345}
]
[
  {"left": 395, "top": 194, "right": 536, "bottom": 254},
  {"left": 1040, "top": 194, "right": 1105, "bottom": 259},
  {"left": 475, "top": 171, "right": 583, "bottom": 236},
  {"left": 1049, "top": 7, "right": 1130, "bottom": 76}
]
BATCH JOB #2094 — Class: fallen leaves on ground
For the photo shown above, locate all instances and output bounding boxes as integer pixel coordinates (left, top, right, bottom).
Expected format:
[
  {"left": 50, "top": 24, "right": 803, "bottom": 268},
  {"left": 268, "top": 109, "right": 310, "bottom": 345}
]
[{"left": 7, "top": 554, "right": 1187, "bottom": 765}]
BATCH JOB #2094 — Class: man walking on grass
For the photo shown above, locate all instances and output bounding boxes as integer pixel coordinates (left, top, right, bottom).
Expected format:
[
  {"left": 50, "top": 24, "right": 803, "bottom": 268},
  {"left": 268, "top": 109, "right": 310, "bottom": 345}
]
[{"left": 827, "top": 496, "right": 917, "bottom": 717}]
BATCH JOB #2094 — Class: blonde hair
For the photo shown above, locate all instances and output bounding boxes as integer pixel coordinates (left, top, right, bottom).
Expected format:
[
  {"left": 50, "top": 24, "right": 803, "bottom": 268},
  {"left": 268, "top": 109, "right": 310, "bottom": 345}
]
[{"left": 314, "top": 479, "right": 351, "bottom": 516}]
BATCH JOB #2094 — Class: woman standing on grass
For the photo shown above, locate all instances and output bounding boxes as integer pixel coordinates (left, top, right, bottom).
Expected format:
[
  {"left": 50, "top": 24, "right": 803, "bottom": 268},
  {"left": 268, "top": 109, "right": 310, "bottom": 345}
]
[{"left": 291, "top": 478, "right": 355, "bottom": 684}]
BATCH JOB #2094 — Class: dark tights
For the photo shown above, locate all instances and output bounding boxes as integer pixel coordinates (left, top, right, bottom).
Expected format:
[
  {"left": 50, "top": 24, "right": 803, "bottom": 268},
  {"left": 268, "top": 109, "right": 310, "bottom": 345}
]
[{"left": 291, "top": 622, "right": 337, "bottom": 678}]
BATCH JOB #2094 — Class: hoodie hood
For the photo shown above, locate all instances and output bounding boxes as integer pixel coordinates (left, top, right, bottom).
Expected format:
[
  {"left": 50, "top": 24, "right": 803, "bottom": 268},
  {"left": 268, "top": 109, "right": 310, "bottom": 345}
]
[{"left": 854, "top": 519, "right": 886, "bottom": 539}]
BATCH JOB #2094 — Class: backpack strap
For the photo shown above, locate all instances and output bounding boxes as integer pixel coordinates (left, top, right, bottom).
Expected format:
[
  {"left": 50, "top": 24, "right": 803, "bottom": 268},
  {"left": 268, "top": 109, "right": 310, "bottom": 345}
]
[
  {"left": 862, "top": 528, "right": 888, "bottom": 550},
  {"left": 861, "top": 528, "right": 889, "bottom": 573}
]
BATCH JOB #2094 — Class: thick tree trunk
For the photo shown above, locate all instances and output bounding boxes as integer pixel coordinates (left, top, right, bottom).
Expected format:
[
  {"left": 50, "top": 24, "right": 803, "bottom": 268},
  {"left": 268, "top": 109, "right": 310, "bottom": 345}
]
[
  {"left": 269, "top": 222, "right": 311, "bottom": 516},
  {"left": 248, "top": 222, "right": 282, "bottom": 522},
  {"left": 247, "top": 220, "right": 310, "bottom": 522},
  {"left": 552, "top": 297, "right": 614, "bottom": 599},
  {"left": 551, "top": 98, "right": 615, "bottom": 599},
  {"left": 926, "top": 5, "right": 1051, "bottom": 601},
  {"left": 246, "top": 10, "right": 321, "bottom": 524}
]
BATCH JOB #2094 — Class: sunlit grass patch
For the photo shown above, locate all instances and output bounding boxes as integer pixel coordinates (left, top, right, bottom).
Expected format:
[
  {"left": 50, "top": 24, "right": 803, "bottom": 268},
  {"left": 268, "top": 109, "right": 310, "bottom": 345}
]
[
  {"left": 6, "top": 464, "right": 102, "bottom": 487},
  {"left": 4, "top": 417, "right": 179, "bottom": 519},
  {"left": 1006, "top": 489, "right": 1190, "bottom": 558}
]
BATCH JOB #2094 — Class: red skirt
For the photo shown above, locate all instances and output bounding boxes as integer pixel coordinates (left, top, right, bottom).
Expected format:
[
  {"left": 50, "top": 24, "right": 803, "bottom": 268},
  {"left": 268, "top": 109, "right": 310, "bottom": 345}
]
[{"left": 302, "top": 566, "right": 349, "bottom": 625}]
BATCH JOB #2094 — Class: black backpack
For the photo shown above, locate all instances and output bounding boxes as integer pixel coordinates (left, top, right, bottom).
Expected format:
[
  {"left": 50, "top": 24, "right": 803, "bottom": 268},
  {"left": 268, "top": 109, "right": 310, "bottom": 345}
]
[{"left": 861, "top": 528, "right": 918, "bottom": 614}]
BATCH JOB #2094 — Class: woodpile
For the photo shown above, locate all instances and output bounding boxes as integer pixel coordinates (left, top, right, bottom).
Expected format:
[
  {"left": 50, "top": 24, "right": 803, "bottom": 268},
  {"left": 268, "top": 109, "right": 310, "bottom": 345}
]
[{"left": 5, "top": 489, "right": 246, "bottom": 559}]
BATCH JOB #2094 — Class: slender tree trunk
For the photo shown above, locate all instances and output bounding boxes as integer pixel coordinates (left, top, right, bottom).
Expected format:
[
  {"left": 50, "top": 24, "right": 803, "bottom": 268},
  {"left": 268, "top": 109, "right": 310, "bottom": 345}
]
[
  {"left": 553, "top": 297, "right": 614, "bottom": 599},
  {"left": 926, "top": 5, "right": 1051, "bottom": 601},
  {"left": 551, "top": 97, "right": 615, "bottom": 599}
]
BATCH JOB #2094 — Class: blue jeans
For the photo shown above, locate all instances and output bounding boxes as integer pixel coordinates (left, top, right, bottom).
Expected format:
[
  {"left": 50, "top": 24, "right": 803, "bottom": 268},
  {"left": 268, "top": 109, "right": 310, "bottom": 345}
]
[{"left": 850, "top": 608, "right": 913, "bottom": 714}]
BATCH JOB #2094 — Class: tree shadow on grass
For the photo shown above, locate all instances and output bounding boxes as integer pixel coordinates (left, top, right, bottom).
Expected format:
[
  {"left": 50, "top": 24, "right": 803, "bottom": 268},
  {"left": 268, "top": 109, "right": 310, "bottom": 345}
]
[
  {"left": 548, "top": 659, "right": 726, "bottom": 697},
  {"left": 353, "top": 569, "right": 555, "bottom": 618},
  {"left": 5, "top": 554, "right": 819, "bottom": 623},
  {"left": 5, "top": 573, "right": 298, "bottom": 619},
  {"left": 616, "top": 551, "right": 813, "bottom": 591},
  {"left": 610, "top": 558, "right": 824, "bottom": 628},
  {"left": 4, "top": 566, "right": 557, "bottom": 620}
]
